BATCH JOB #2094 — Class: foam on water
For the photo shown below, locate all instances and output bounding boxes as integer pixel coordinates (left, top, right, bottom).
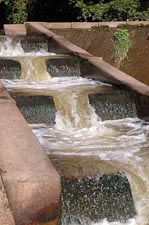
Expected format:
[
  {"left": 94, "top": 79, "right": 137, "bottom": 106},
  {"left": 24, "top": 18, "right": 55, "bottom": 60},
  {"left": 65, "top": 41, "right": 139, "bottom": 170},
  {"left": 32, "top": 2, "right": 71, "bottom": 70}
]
[
  {"left": 0, "top": 36, "right": 53, "bottom": 56},
  {"left": 0, "top": 36, "right": 69, "bottom": 82},
  {"left": 0, "top": 36, "right": 24, "bottom": 56},
  {"left": 0, "top": 37, "right": 149, "bottom": 225},
  {"left": 91, "top": 218, "right": 136, "bottom": 225},
  {"left": 30, "top": 118, "right": 148, "bottom": 160},
  {"left": 30, "top": 118, "right": 149, "bottom": 225},
  {"left": 1, "top": 77, "right": 110, "bottom": 91}
]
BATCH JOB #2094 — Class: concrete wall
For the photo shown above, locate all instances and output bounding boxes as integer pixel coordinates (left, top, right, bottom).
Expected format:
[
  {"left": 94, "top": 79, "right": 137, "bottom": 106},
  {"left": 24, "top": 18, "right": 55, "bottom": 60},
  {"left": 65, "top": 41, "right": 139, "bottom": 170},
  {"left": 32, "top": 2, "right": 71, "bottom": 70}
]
[
  {"left": 46, "top": 21, "right": 149, "bottom": 29},
  {"left": 0, "top": 82, "right": 61, "bottom": 225},
  {"left": 22, "top": 22, "right": 148, "bottom": 96},
  {"left": 50, "top": 27, "right": 149, "bottom": 86},
  {"left": 4, "top": 22, "right": 149, "bottom": 85}
]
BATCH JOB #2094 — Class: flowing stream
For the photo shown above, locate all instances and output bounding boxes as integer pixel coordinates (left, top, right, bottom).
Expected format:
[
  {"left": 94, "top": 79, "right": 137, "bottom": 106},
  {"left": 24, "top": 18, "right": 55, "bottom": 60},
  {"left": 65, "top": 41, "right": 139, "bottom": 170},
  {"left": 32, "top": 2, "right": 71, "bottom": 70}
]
[{"left": 0, "top": 36, "right": 149, "bottom": 225}]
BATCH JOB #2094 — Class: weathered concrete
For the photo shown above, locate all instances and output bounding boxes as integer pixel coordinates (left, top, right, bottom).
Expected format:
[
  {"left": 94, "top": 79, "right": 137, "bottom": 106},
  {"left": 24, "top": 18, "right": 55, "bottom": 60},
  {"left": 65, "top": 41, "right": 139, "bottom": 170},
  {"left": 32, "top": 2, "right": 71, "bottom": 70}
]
[
  {"left": 88, "top": 59, "right": 149, "bottom": 96},
  {"left": 0, "top": 176, "right": 15, "bottom": 225},
  {"left": 4, "top": 24, "right": 26, "bottom": 36},
  {"left": 25, "top": 22, "right": 93, "bottom": 59},
  {"left": 47, "top": 22, "right": 72, "bottom": 29},
  {"left": 52, "top": 27, "right": 149, "bottom": 86},
  {"left": 25, "top": 22, "right": 149, "bottom": 96},
  {"left": 45, "top": 21, "right": 149, "bottom": 29},
  {"left": 0, "top": 82, "right": 61, "bottom": 225}
]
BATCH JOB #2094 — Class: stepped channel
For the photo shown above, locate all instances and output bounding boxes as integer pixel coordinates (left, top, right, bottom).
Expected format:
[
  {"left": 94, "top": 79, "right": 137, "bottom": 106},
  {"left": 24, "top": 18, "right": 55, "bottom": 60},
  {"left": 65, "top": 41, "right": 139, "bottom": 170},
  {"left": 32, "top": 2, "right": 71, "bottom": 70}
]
[{"left": 0, "top": 36, "right": 149, "bottom": 225}]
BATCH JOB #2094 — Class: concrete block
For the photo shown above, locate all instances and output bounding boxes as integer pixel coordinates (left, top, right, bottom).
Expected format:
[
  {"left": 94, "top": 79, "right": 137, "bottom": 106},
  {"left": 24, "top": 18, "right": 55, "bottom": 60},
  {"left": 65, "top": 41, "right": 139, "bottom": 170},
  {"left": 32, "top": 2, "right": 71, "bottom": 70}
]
[
  {"left": 0, "top": 83, "right": 61, "bottom": 225},
  {"left": 4, "top": 24, "right": 26, "bottom": 36},
  {"left": 71, "top": 22, "right": 99, "bottom": 29},
  {"left": 25, "top": 22, "right": 56, "bottom": 37},
  {"left": 46, "top": 23, "right": 71, "bottom": 29}
]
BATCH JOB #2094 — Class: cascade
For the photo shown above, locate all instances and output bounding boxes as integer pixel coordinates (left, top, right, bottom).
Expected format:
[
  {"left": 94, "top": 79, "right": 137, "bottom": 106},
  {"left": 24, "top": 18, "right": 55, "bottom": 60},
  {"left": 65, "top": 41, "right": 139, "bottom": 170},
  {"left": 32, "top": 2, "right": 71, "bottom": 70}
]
[
  {"left": 0, "top": 36, "right": 70, "bottom": 82},
  {"left": 0, "top": 36, "right": 149, "bottom": 225}
]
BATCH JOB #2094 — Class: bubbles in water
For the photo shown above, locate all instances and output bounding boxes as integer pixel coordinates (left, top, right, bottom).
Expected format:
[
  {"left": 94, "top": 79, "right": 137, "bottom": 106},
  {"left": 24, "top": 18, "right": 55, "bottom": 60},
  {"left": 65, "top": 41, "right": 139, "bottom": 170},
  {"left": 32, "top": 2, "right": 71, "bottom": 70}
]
[
  {"left": 30, "top": 118, "right": 149, "bottom": 160},
  {"left": 92, "top": 218, "right": 136, "bottom": 225},
  {"left": 0, "top": 39, "right": 149, "bottom": 225},
  {"left": 0, "top": 36, "right": 24, "bottom": 56}
]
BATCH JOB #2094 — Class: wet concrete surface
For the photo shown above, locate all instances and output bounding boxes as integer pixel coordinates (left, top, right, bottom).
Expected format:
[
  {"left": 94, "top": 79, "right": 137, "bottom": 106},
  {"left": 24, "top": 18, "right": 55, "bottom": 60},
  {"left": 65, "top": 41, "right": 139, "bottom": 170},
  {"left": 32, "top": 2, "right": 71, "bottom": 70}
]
[{"left": 52, "top": 28, "right": 149, "bottom": 86}]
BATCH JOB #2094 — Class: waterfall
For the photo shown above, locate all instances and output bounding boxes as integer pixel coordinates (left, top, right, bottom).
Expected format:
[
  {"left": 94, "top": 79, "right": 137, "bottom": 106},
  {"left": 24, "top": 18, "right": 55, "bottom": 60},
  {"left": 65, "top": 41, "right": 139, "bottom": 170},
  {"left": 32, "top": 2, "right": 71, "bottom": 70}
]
[
  {"left": 0, "top": 36, "right": 24, "bottom": 56},
  {"left": 0, "top": 36, "right": 53, "bottom": 81},
  {"left": 0, "top": 36, "right": 149, "bottom": 225},
  {"left": 54, "top": 92, "right": 99, "bottom": 130}
]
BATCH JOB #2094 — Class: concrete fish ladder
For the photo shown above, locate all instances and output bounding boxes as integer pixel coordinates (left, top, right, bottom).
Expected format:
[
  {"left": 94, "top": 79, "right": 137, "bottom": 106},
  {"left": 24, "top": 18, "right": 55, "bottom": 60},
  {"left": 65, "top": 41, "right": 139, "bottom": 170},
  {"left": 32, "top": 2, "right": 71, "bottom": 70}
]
[{"left": 0, "top": 82, "right": 61, "bottom": 225}]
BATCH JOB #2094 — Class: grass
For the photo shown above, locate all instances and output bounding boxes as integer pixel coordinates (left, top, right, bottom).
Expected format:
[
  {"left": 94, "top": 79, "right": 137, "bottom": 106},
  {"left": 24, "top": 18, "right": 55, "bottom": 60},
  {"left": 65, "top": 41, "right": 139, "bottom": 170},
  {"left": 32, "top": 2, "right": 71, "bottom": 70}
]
[{"left": 113, "top": 29, "right": 131, "bottom": 68}]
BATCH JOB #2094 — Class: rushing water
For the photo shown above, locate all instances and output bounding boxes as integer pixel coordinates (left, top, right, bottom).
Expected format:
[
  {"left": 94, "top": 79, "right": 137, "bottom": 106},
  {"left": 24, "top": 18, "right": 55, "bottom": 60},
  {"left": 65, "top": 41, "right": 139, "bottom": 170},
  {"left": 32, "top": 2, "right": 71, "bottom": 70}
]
[
  {"left": 0, "top": 36, "right": 71, "bottom": 81},
  {"left": 0, "top": 36, "right": 149, "bottom": 225}
]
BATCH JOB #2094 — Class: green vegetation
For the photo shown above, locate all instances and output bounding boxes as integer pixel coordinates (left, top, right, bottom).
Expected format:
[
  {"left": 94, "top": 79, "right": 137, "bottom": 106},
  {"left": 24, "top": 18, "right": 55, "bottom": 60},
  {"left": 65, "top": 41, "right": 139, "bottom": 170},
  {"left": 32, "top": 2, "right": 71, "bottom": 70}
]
[
  {"left": 0, "top": 0, "right": 28, "bottom": 24},
  {"left": 113, "top": 29, "right": 131, "bottom": 68},
  {"left": 71, "top": 0, "right": 149, "bottom": 21},
  {"left": 10, "top": 0, "right": 28, "bottom": 24},
  {"left": 0, "top": 0, "right": 149, "bottom": 27}
]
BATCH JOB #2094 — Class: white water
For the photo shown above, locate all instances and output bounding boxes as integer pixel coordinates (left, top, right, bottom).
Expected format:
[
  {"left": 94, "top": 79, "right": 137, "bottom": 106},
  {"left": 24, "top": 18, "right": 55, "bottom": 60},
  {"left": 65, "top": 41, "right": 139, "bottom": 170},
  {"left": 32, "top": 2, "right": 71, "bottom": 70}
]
[
  {"left": 31, "top": 118, "right": 148, "bottom": 159},
  {"left": 0, "top": 37, "right": 149, "bottom": 225},
  {"left": 30, "top": 118, "right": 149, "bottom": 225},
  {"left": 0, "top": 36, "right": 70, "bottom": 82},
  {"left": 0, "top": 36, "right": 24, "bottom": 56},
  {"left": 91, "top": 218, "right": 136, "bottom": 225}
]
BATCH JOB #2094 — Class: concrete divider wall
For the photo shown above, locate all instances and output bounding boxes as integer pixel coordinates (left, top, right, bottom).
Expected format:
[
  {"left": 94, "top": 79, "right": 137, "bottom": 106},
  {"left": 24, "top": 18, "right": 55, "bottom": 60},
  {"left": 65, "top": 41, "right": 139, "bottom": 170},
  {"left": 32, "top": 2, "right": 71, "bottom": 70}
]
[{"left": 0, "top": 82, "right": 61, "bottom": 225}]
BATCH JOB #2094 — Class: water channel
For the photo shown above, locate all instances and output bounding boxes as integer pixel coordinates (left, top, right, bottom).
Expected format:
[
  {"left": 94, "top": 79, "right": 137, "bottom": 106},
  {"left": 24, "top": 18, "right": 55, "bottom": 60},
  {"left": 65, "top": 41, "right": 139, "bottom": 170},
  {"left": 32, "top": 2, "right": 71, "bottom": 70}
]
[{"left": 0, "top": 36, "right": 149, "bottom": 225}]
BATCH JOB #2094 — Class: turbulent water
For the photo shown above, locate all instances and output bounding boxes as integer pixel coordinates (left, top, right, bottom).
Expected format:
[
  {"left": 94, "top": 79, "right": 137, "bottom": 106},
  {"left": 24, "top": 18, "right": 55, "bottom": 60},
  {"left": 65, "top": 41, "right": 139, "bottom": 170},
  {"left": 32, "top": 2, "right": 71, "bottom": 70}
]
[
  {"left": 0, "top": 36, "right": 70, "bottom": 81},
  {"left": 0, "top": 36, "right": 149, "bottom": 225},
  {"left": 2, "top": 77, "right": 149, "bottom": 225},
  {"left": 31, "top": 119, "right": 149, "bottom": 225}
]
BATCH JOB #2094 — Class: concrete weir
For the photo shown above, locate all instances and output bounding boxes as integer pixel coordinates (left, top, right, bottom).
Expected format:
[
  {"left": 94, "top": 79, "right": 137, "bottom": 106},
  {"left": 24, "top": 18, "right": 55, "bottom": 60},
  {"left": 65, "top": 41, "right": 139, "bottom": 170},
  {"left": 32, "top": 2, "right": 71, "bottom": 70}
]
[
  {"left": 0, "top": 82, "right": 61, "bottom": 224},
  {"left": 4, "top": 22, "right": 149, "bottom": 95},
  {"left": 1, "top": 22, "right": 149, "bottom": 224}
]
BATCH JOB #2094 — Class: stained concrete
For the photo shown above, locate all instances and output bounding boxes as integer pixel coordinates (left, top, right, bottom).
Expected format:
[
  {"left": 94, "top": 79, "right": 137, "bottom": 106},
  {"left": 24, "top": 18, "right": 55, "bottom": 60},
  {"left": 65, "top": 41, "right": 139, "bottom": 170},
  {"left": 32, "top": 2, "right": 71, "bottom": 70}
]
[
  {"left": 0, "top": 83, "right": 61, "bottom": 225},
  {"left": 0, "top": 176, "right": 15, "bottom": 225},
  {"left": 4, "top": 24, "right": 26, "bottom": 36},
  {"left": 51, "top": 27, "right": 149, "bottom": 86}
]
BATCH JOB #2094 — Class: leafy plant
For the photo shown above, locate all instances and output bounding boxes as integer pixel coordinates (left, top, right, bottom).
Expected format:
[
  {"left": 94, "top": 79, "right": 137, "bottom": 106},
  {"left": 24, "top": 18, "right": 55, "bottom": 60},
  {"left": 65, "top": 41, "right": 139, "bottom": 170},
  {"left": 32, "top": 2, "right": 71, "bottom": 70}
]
[
  {"left": 70, "top": 0, "right": 149, "bottom": 21},
  {"left": 11, "top": 0, "right": 28, "bottom": 24},
  {"left": 0, "top": 0, "right": 28, "bottom": 24},
  {"left": 113, "top": 29, "right": 131, "bottom": 68}
]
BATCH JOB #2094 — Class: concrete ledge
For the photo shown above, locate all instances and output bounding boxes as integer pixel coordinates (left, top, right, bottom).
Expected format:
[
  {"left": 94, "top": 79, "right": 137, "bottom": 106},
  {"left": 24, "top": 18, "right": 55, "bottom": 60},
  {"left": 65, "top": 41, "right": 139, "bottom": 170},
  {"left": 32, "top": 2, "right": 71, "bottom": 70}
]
[
  {"left": 45, "top": 21, "right": 149, "bottom": 29},
  {"left": 25, "top": 22, "right": 149, "bottom": 96},
  {"left": 88, "top": 59, "right": 149, "bottom": 96},
  {"left": 4, "top": 24, "right": 27, "bottom": 36},
  {"left": 0, "top": 82, "right": 61, "bottom": 225},
  {"left": 47, "top": 22, "right": 72, "bottom": 29},
  {"left": 69, "top": 22, "right": 99, "bottom": 29},
  {"left": 4, "top": 22, "right": 149, "bottom": 35}
]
